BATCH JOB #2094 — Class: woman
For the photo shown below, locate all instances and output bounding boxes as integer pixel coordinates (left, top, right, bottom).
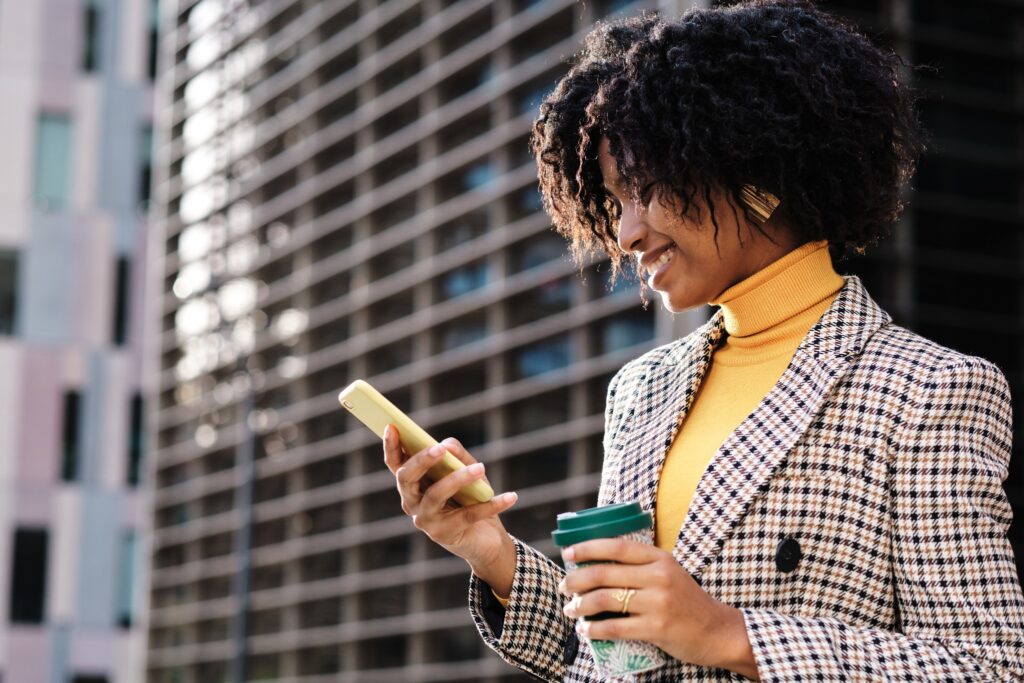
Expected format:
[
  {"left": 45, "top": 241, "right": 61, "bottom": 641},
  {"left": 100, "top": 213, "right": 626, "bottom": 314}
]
[{"left": 383, "top": 1, "right": 1024, "bottom": 680}]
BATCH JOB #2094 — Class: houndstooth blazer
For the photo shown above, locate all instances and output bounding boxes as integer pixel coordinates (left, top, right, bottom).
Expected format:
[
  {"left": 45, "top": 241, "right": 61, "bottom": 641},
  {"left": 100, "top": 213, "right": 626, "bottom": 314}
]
[{"left": 467, "top": 275, "right": 1024, "bottom": 681}]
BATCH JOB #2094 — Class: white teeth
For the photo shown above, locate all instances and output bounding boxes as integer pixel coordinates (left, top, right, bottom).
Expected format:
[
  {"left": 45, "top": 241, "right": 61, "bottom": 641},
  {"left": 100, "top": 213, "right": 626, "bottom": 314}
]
[{"left": 647, "top": 246, "right": 674, "bottom": 274}]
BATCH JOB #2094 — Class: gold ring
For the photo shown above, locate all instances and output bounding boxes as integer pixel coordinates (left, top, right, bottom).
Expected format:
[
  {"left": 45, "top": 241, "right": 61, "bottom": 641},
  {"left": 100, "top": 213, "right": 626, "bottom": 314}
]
[{"left": 613, "top": 587, "right": 636, "bottom": 614}]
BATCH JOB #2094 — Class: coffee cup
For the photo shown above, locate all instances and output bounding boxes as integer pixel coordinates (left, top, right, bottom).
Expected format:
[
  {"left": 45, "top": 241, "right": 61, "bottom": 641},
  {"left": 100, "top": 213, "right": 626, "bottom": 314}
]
[{"left": 552, "top": 502, "right": 668, "bottom": 677}]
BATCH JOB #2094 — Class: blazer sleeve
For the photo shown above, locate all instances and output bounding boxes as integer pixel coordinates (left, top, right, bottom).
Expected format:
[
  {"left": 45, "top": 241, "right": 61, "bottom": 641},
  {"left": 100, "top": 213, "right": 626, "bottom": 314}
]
[
  {"left": 464, "top": 367, "right": 629, "bottom": 681},
  {"left": 740, "top": 356, "right": 1024, "bottom": 682},
  {"left": 467, "top": 535, "right": 571, "bottom": 682}
]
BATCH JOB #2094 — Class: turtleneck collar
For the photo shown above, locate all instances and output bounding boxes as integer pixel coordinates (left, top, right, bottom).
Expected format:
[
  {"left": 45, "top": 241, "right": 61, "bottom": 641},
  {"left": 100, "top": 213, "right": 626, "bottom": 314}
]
[{"left": 708, "top": 240, "right": 843, "bottom": 339}]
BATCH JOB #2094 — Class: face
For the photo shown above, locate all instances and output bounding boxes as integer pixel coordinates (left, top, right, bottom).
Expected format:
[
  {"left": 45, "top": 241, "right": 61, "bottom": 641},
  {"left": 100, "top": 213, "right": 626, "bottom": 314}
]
[{"left": 597, "top": 137, "right": 802, "bottom": 313}]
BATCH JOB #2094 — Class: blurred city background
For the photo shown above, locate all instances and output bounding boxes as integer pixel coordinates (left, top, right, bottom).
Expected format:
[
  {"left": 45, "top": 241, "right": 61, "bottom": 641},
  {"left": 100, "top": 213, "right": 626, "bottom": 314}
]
[{"left": 0, "top": 0, "right": 1020, "bottom": 681}]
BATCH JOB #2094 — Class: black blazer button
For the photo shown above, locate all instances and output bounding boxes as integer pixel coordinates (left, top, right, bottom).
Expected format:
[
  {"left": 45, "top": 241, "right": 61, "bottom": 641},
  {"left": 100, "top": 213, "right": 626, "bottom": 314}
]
[
  {"left": 563, "top": 630, "right": 579, "bottom": 665},
  {"left": 775, "top": 537, "right": 802, "bottom": 573}
]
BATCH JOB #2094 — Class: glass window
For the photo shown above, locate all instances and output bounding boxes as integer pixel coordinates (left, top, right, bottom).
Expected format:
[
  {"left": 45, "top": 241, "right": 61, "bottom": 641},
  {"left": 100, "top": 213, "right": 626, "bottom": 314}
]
[
  {"left": 595, "top": 263, "right": 635, "bottom": 298},
  {"left": 147, "top": 0, "right": 159, "bottom": 80},
  {"left": 513, "top": 334, "right": 571, "bottom": 379},
  {"left": 463, "top": 161, "right": 495, "bottom": 191},
  {"left": 359, "top": 635, "right": 408, "bottom": 669},
  {"left": 62, "top": 391, "right": 82, "bottom": 482},
  {"left": 297, "top": 646, "right": 341, "bottom": 675},
  {"left": 515, "top": 84, "right": 550, "bottom": 116},
  {"left": 127, "top": 393, "right": 144, "bottom": 486},
  {"left": 440, "top": 261, "right": 489, "bottom": 300},
  {"left": 598, "top": 311, "right": 655, "bottom": 354},
  {"left": 911, "top": 0, "right": 1016, "bottom": 40},
  {"left": 507, "top": 186, "right": 545, "bottom": 222},
  {"left": 426, "top": 626, "right": 481, "bottom": 663},
  {"left": 368, "top": 293, "right": 413, "bottom": 328},
  {"left": 506, "top": 389, "right": 569, "bottom": 436},
  {"left": 112, "top": 257, "right": 130, "bottom": 346},
  {"left": 117, "top": 532, "right": 139, "bottom": 628},
  {"left": 431, "top": 364, "right": 486, "bottom": 403},
  {"left": 139, "top": 126, "right": 154, "bottom": 206},
  {"left": 598, "top": 0, "right": 640, "bottom": 15},
  {"left": 362, "top": 536, "right": 410, "bottom": 571},
  {"left": 914, "top": 210, "right": 1015, "bottom": 260},
  {"left": 368, "top": 339, "right": 412, "bottom": 375},
  {"left": 915, "top": 264, "right": 1014, "bottom": 317},
  {"left": 508, "top": 277, "right": 572, "bottom": 327},
  {"left": 436, "top": 210, "right": 488, "bottom": 252},
  {"left": 34, "top": 114, "right": 73, "bottom": 210},
  {"left": 368, "top": 243, "right": 414, "bottom": 280},
  {"left": 505, "top": 445, "right": 570, "bottom": 490},
  {"left": 917, "top": 156, "right": 1016, "bottom": 204},
  {"left": 430, "top": 417, "right": 487, "bottom": 450},
  {"left": 0, "top": 250, "right": 18, "bottom": 335},
  {"left": 82, "top": 0, "right": 101, "bottom": 72},
  {"left": 10, "top": 528, "right": 48, "bottom": 624},
  {"left": 440, "top": 318, "right": 488, "bottom": 351},
  {"left": 510, "top": 232, "right": 564, "bottom": 273}
]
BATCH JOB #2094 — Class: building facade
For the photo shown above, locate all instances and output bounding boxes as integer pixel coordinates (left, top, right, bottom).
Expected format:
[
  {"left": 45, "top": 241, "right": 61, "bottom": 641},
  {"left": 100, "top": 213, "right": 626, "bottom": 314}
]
[
  {"left": 147, "top": 0, "right": 1024, "bottom": 681},
  {"left": 0, "top": 0, "right": 158, "bottom": 681}
]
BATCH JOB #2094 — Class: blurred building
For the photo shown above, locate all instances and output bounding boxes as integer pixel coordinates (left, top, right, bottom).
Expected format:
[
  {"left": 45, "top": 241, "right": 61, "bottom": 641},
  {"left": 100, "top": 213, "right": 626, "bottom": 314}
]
[
  {"left": 815, "top": 0, "right": 1024, "bottom": 575},
  {"left": 0, "top": 1, "right": 158, "bottom": 682},
  {"left": 147, "top": 0, "right": 1024, "bottom": 682}
]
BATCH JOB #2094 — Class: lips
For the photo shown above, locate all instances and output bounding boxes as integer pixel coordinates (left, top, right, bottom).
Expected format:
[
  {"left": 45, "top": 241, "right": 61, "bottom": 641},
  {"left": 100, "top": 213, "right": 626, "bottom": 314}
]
[{"left": 640, "top": 244, "right": 675, "bottom": 271}]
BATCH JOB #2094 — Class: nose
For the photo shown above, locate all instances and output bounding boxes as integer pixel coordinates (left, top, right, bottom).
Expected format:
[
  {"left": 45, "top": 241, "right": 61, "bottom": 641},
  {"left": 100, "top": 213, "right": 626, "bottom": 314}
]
[{"left": 615, "top": 202, "right": 647, "bottom": 255}]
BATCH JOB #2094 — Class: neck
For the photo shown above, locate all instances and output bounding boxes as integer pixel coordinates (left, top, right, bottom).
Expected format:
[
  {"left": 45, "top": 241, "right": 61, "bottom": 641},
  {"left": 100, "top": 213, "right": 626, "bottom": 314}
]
[{"left": 709, "top": 240, "right": 842, "bottom": 338}]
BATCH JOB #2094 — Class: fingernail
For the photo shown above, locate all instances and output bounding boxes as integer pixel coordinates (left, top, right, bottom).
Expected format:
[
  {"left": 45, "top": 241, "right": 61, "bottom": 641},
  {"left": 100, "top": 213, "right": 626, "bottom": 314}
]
[
  {"left": 430, "top": 445, "right": 443, "bottom": 457},
  {"left": 469, "top": 463, "right": 484, "bottom": 474},
  {"left": 502, "top": 492, "right": 518, "bottom": 504},
  {"left": 562, "top": 546, "right": 575, "bottom": 562}
]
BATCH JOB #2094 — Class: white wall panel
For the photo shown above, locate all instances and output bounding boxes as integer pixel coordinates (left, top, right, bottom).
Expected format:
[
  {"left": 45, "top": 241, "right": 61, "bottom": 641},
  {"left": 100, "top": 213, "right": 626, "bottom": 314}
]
[
  {"left": 50, "top": 488, "right": 81, "bottom": 623},
  {"left": 0, "top": 1, "right": 42, "bottom": 70},
  {"left": 119, "top": 0, "right": 148, "bottom": 85},
  {"left": 73, "top": 80, "right": 103, "bottom": 211}
]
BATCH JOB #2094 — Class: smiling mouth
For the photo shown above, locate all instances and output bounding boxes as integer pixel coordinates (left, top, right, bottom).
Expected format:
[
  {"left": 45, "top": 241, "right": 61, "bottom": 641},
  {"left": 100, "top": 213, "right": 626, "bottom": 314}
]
[{"left": 645, "top": 245, "right": 675, "bottom": 276}]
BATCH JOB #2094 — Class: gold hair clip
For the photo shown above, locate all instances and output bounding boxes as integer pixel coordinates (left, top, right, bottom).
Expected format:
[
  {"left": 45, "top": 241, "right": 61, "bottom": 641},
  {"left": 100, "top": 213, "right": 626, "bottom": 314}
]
[{"left": 740, "top": 184, "right": 781, "bottom": 224}]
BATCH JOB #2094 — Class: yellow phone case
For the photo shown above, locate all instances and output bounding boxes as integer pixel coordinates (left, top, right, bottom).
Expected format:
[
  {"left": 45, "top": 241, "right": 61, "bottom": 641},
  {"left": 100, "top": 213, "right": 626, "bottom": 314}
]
[{"left": 338, "top": 379, "right": 494, "bottom": 507}]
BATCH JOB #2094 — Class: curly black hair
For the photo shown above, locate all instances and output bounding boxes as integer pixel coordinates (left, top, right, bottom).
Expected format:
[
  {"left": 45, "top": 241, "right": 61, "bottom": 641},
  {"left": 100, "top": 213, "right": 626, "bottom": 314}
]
[{"left": 528, "top": 0, "right": 930, "bottom": 296}]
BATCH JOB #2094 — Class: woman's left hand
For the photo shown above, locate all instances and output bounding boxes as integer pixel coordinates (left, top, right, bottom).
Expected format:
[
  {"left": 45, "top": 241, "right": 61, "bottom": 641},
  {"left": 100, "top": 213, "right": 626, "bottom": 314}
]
[{"left": 558, "top": 538, "right": 753, "bottom": 673}]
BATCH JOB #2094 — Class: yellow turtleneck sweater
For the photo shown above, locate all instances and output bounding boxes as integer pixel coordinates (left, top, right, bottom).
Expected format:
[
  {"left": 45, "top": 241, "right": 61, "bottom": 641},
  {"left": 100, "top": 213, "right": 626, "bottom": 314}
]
[
  {"left": 491, "top": 239, "right": 843, "bottom": 606},
  {"left": 654, "top": 239, "right": 844, "bottom": 551}
]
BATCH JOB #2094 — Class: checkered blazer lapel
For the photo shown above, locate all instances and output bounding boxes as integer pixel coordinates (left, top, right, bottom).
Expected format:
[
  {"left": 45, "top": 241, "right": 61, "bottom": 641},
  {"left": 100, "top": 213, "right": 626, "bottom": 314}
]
[{"left": 610, "top": 275, "right": 892, "bottom": 582}]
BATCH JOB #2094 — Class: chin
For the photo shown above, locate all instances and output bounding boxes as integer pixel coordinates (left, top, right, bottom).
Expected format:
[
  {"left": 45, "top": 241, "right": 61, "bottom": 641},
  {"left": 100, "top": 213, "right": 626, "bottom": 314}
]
[{"left": 659, "top": 290, "right": 703, "bottom": 314}]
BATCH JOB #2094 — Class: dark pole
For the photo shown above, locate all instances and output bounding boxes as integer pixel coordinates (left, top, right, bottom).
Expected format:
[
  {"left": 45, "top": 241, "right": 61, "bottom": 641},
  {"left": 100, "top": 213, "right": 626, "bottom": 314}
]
[{"left": 230, "top": 366, "right": 256, "bottom": 683}]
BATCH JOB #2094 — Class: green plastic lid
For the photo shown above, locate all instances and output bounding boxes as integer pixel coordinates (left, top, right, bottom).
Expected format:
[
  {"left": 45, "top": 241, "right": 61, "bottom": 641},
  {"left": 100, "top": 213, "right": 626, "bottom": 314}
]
[{"left": 551, "top": 502, "right": 652, "bottom": 547}]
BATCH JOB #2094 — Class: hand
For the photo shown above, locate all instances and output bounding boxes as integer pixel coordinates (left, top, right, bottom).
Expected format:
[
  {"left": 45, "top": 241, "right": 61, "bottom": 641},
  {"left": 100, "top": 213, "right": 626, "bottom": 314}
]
[
  {"left": 557, "top": 538, "right": 758, "bottom": 678},
  {"left": 382, "top": 424, "right": 519, "bottom": 571}
]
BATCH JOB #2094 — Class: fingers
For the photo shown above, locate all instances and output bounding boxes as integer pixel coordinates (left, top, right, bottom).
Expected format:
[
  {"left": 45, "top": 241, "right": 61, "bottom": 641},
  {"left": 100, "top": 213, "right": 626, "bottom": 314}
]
[
  {"left": 563, "top": 587, "right": 646, "bottom": 620},
  {"left": 383, "top": 425, "right": 516, "bottom": 524},
  {"left": 558, "top": 560, "right": 655, "bottom": 602},
  {"left": 437, "top": 436, "right": 477, "bottom": 466},
  {"left": 460, "top": 490, "right": 519, "bottom": 524},
  {"left": 395, "top": 442, "right": 446, "bottom": 495},
  {"left": 421, "top": 459, "right": 488, "bottom": 510},
  {"left": 562, "top": 538, "right": 662, "bottom": 566},
  {"left": 382, "top": 424, "right": 407, "bottom": 474}
]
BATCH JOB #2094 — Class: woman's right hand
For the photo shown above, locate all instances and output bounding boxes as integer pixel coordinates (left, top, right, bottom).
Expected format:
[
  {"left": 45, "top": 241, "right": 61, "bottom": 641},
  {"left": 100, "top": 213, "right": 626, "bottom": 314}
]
[{"left": 382, "top": 424, "right": 519, "bottom": 570}]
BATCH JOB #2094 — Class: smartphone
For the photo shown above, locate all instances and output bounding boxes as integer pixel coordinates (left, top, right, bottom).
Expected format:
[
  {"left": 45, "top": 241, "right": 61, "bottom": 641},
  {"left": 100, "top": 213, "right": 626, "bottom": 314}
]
[{"left": 338, "top": 379, "right": 494, "bottom": 507}]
